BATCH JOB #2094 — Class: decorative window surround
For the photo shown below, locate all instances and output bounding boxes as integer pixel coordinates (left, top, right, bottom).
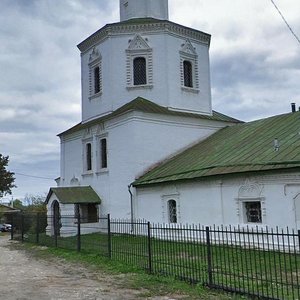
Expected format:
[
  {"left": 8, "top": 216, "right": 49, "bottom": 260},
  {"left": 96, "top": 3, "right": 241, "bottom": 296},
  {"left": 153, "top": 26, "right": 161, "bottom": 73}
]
[
  {"left": 88, "top": 47, "right": 102, "bottom": 100},
  {"left": 96, "top": 124, "right": 108, "bottom": 174},
  {"left": 180, "top": 39, "right": 199, "bottom": 93},
  {"left": 126, "top": 34, "right": 153, "bottom": 89},
  {"left": 82, "top": 128, "right": 94, "bottom": 175},
  {"left": 236, "top": 179, "right": 266, "bottom": 225},
  {"left": 161, "top": 187, "right": 181, "bottom": 223}
]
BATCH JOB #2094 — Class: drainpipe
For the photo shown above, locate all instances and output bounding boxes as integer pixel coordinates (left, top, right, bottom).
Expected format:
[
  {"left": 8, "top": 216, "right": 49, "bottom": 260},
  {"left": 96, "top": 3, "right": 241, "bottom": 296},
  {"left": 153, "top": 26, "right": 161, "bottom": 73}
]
[{"left": 128, "top": 183, "right": 134, "bottom": 233}]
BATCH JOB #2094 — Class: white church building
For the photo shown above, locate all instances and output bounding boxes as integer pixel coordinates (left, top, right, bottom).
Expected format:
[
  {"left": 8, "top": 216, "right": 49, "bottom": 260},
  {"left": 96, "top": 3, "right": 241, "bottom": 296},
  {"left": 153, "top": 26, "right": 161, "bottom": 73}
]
[{"left": 46, "top": 0, "right": 300, "bottom": 236}]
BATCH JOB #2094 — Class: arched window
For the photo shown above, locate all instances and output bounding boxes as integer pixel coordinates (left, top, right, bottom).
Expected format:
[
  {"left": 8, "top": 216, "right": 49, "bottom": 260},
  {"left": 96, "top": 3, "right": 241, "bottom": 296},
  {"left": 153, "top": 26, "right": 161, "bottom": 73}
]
[
  {"left": 168, "top": 200, "right": 177, "bottom": 223},
  {"left": 133, "top": 57, "right": 147, "bottom": 85},
  {"left": 86, "top": 143, "right": 92, "bottom": 171},
  {"left": 94, "top": 66, "right": 100, "bottom": 94},
  {"left": 183, "top": 60, "right": 193, "bottom": 88}
]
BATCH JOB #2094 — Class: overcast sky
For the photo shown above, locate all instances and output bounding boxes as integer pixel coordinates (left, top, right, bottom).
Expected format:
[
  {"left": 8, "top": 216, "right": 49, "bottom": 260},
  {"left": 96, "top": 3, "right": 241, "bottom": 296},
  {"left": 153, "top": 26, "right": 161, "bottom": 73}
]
[{"left": 0, "top": 0, "right": 299, "bottom": 201}]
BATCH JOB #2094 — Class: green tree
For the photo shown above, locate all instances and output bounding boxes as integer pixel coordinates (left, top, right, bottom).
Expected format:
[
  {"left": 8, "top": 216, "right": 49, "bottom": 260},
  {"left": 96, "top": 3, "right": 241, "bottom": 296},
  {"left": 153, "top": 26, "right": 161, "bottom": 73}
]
[
  {"left": 23, "top": 193, "right": 47, "bottom": 213},
  {"left": 0, "top": 154, "right": 15, "bottom": 197},
  {"left": 10, "top": 199, "right": 24, "bottom": 210}
]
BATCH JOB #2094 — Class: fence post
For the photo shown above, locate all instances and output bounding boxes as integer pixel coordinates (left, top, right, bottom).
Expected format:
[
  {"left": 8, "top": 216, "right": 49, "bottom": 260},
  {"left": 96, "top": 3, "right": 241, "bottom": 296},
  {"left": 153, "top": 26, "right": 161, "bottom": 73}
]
[
  {"left": 36, "top": 213, "right": 40, "bottom": 244},
  {"left": 77, "top": 205, "right": 81, "bottom": 252},
  {"left": 147, "top": 221, "right": 152, "bottom": 274},
  {"left": 10, "top": 214, "right": 14, "bottom": 240},
  {"left": 298, "top": 230, "right": 300, "bottom": 251},
  {"left": 107, "top": 214, "right": 112, "bottom": 259},
  {"left": 54, "top": 214, "right": 58, "bottom": 248},
  {"left": 21, "top": 213, "right": 24, "bottom": 242},
  {"left": 206, "top": 226, "right": 213, "bottom": 287}
]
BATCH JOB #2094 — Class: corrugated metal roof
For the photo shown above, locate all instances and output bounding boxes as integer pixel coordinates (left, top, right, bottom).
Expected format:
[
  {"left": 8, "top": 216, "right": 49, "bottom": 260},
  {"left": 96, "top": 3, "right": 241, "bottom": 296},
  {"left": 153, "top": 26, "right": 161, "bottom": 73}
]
[
  {"left": 133, "top": 111, "right": 300, "bottom": 186},
  {"left": 59, "top": 97, "right": 241, "bottom": 136},
  {"left": 46, "top": 186, "right": 101, "bottom": 204}
]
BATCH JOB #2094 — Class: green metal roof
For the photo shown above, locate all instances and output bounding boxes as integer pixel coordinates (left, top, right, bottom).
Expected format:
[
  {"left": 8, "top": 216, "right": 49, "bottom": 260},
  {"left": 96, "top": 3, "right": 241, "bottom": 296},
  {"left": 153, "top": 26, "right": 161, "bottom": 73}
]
[
  {"left": 59, "top": 97, "right": 241, "bottom": 136},
  {"left": 133, "top": 111, "right": 300, "bottom": 186},
  {"left": 46, "top": 186, "right": 101, "bottom": 204}
]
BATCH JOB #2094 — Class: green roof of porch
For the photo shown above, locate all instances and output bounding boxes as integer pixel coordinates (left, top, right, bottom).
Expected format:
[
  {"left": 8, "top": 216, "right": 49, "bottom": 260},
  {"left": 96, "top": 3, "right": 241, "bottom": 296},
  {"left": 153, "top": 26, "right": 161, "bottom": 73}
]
[{"left": 46, "top": 186, "right": 101, "bottom": 205}]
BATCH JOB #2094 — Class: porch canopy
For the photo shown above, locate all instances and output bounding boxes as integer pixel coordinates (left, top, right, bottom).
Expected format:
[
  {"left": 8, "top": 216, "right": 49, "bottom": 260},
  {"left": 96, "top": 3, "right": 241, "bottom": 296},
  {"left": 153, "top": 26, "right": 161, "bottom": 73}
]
[{"left": 46, "top": 186, "right": 101, "bottom": 204}]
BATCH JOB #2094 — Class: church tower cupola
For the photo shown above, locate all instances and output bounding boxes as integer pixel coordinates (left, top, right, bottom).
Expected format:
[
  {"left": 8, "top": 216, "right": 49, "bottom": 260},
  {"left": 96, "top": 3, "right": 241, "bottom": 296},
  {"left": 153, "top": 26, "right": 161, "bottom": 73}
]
[
  {"left": 120, "top": 0, "right": 169, "bottom": 21},
  {"left": 78, "top": 0, "right": 212, "bottom": 122}
]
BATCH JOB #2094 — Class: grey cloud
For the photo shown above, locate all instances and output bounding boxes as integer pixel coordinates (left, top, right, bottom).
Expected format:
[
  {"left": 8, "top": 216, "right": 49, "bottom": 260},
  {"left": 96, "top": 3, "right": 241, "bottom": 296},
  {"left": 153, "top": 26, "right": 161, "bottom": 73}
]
[{"left": 1, "top": 0, "right": 299, "bottom": 199}]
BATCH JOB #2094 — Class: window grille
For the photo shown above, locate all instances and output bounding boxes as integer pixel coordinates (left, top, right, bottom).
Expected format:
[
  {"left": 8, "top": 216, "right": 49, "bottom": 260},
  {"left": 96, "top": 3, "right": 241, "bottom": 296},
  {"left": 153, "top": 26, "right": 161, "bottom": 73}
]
[
  {"left": 100, "top": 138, "right": 107, "bottom": 169},
  {"left": 94, "top": 66, "right": 100, "bottom": 94},
  {"left": 86, "top": 143, "right": 92, "bottom": 171},
  {"left": 183, "top": 60, "right": 193, "bottom": 88},
  {"left": 133, "top": 57, "right": 147, "bottom": 85},
  {"left": 168, "top": 200, "right": 177, "bottom": 223},
  {"left": 245, "top": 202, "right": 262, "bottom": 223}
]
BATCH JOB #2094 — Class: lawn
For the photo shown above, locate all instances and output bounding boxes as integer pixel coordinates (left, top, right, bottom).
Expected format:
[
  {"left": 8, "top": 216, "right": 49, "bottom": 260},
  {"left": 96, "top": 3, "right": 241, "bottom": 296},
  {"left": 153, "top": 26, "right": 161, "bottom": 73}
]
[{"left": 19, "top": 230, "right": 300, "bottom": 300}]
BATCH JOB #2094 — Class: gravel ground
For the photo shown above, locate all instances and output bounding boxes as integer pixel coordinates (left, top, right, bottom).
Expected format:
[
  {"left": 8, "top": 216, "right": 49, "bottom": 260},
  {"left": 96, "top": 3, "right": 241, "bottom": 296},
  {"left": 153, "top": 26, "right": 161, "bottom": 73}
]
[{"left": 0, "top": 235, "right": 183, "bottom": 300}]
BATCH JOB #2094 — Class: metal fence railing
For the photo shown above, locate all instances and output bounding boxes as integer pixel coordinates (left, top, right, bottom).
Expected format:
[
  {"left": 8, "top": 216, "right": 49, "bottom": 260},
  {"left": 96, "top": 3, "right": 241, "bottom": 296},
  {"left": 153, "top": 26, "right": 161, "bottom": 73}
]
[{"left": 10, "top": 213, "right": 300, "bottom": 300}]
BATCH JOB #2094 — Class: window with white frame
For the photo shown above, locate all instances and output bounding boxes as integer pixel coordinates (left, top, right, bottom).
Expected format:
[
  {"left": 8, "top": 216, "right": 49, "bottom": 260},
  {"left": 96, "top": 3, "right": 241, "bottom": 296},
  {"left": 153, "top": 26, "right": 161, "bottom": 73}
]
[
  {"left": 236, "top": 180, "right": 265, "bottom": 225},
  {"left": 180, "top": 40, "right": 199, "bottom": 91},
  {"left": 89, "top": 47, "right": 102, "bottom": 98},
  {"left": 168, "top": 199, "right": 177, "bottom": 223},
  {"left": 126, "top": 34, "right": 153, "bottom": 89}
]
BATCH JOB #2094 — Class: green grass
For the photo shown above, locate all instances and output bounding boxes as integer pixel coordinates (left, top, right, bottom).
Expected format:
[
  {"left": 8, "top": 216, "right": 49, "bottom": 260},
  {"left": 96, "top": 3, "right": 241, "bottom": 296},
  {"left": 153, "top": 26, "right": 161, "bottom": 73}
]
[
  {"left": 17, "top": 241, "right": 247, "bottom": 299},
  {"left": 19, "top": 231, "right": 300, "bottom": 300}
]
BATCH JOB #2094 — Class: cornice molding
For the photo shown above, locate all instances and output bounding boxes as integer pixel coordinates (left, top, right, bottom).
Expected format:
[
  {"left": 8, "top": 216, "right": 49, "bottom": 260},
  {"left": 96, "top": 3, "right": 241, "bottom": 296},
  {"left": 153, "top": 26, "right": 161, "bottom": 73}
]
[{"left": 78, "top": 21, "right": 210, "bottom": 53}]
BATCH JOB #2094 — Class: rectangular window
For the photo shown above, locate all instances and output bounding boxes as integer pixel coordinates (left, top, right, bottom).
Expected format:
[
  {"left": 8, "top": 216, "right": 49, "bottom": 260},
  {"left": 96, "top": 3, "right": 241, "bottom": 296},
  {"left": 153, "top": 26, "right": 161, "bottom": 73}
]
[
  {"left": 183, "top": 60, "right": 193, "bottom": 88},
  {"left": 133, "top": 57, "right": 147, "bottom": 85},
  {"left": 168, "top": 200, "right": 177, "bottom": 223},
  {"left": 245, "top": 201, "right": 262, "bottom": 223},
  {"left": 86, "top": 143, "right": 92, "bottom": 171},
  {"left": 100, "top": 138, "right": 107, "bottom": 169},
  {"left": 94, "top": 66, "right": 100, "bottom": 94}
]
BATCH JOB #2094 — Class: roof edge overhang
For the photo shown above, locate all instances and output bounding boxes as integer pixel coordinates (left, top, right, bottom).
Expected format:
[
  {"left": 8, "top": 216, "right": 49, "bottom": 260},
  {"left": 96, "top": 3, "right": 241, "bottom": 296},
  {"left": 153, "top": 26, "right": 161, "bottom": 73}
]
[
  {"left": 46, "top": 186, "right": 101, "bottom": 205},
  {"left": 77, "top": 18, "right": 211, "bottom": 53},
  {"left": 58, "top": 97, "right": 241, "bottom": 137},
  {"left": 133, "top": 164, "right": 300, "bottom": 188}
]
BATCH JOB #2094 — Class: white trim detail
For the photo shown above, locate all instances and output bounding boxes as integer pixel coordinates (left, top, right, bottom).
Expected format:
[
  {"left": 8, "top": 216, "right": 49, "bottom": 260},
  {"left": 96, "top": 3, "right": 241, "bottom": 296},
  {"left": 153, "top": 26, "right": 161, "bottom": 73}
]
[
  {"left": 88, "top": 47, "right": 102, "bottom": 99},
  {"left": 180, "top": 39, "right": 199, "bottom": 92},
  {"left": 236, "top": 179, "right": 266, "bottom": 224},
  {"left": 126, "top": 34, "right": 153, "bottom": 89},
  {"left": 161, "top": 186, "right": 181, "bottom": 223}
]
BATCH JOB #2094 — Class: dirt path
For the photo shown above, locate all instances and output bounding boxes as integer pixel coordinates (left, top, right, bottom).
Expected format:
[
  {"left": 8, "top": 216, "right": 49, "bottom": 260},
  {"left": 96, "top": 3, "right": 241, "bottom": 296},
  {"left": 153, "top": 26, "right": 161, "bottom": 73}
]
[{"left": 0, "top": 235, "right": 180, "bottom": 300}]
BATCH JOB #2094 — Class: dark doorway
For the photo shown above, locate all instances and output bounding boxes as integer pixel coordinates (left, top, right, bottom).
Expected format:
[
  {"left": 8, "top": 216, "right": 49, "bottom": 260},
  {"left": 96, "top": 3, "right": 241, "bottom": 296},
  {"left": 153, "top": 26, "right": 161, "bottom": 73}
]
[{"left": 53, "top": 200, "right": 61, "bottom": 236}]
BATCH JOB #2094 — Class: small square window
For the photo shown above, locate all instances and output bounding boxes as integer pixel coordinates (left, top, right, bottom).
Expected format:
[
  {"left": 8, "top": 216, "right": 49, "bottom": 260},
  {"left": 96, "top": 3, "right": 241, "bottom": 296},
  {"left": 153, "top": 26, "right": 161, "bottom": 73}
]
[{"left": 244, "top": 201, "right": 262, "bottom": 223}]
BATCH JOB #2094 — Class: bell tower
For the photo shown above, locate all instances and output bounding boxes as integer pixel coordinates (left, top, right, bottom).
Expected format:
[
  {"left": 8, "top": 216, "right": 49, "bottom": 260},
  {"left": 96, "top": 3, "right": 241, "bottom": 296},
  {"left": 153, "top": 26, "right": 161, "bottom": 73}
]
[{"left": 120, "top": 0, "right": 169, "bottom": 21}]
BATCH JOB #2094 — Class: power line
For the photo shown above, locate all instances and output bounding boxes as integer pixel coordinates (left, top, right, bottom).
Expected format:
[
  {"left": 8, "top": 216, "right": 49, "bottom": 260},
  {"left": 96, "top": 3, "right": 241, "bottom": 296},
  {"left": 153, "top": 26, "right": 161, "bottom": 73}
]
[
  {"left": 14, "top": 172, "right": 54, "bottom": 180},
  {"left": 270, "top": 0, "right": 300, "bottom": 45}
]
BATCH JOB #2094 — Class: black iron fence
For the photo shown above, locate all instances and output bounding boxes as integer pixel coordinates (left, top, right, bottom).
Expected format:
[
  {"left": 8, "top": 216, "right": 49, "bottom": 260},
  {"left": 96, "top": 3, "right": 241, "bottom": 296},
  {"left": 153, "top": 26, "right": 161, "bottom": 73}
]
[{"left": 10, "top": 213, "right": 300, "bottom": 300}]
